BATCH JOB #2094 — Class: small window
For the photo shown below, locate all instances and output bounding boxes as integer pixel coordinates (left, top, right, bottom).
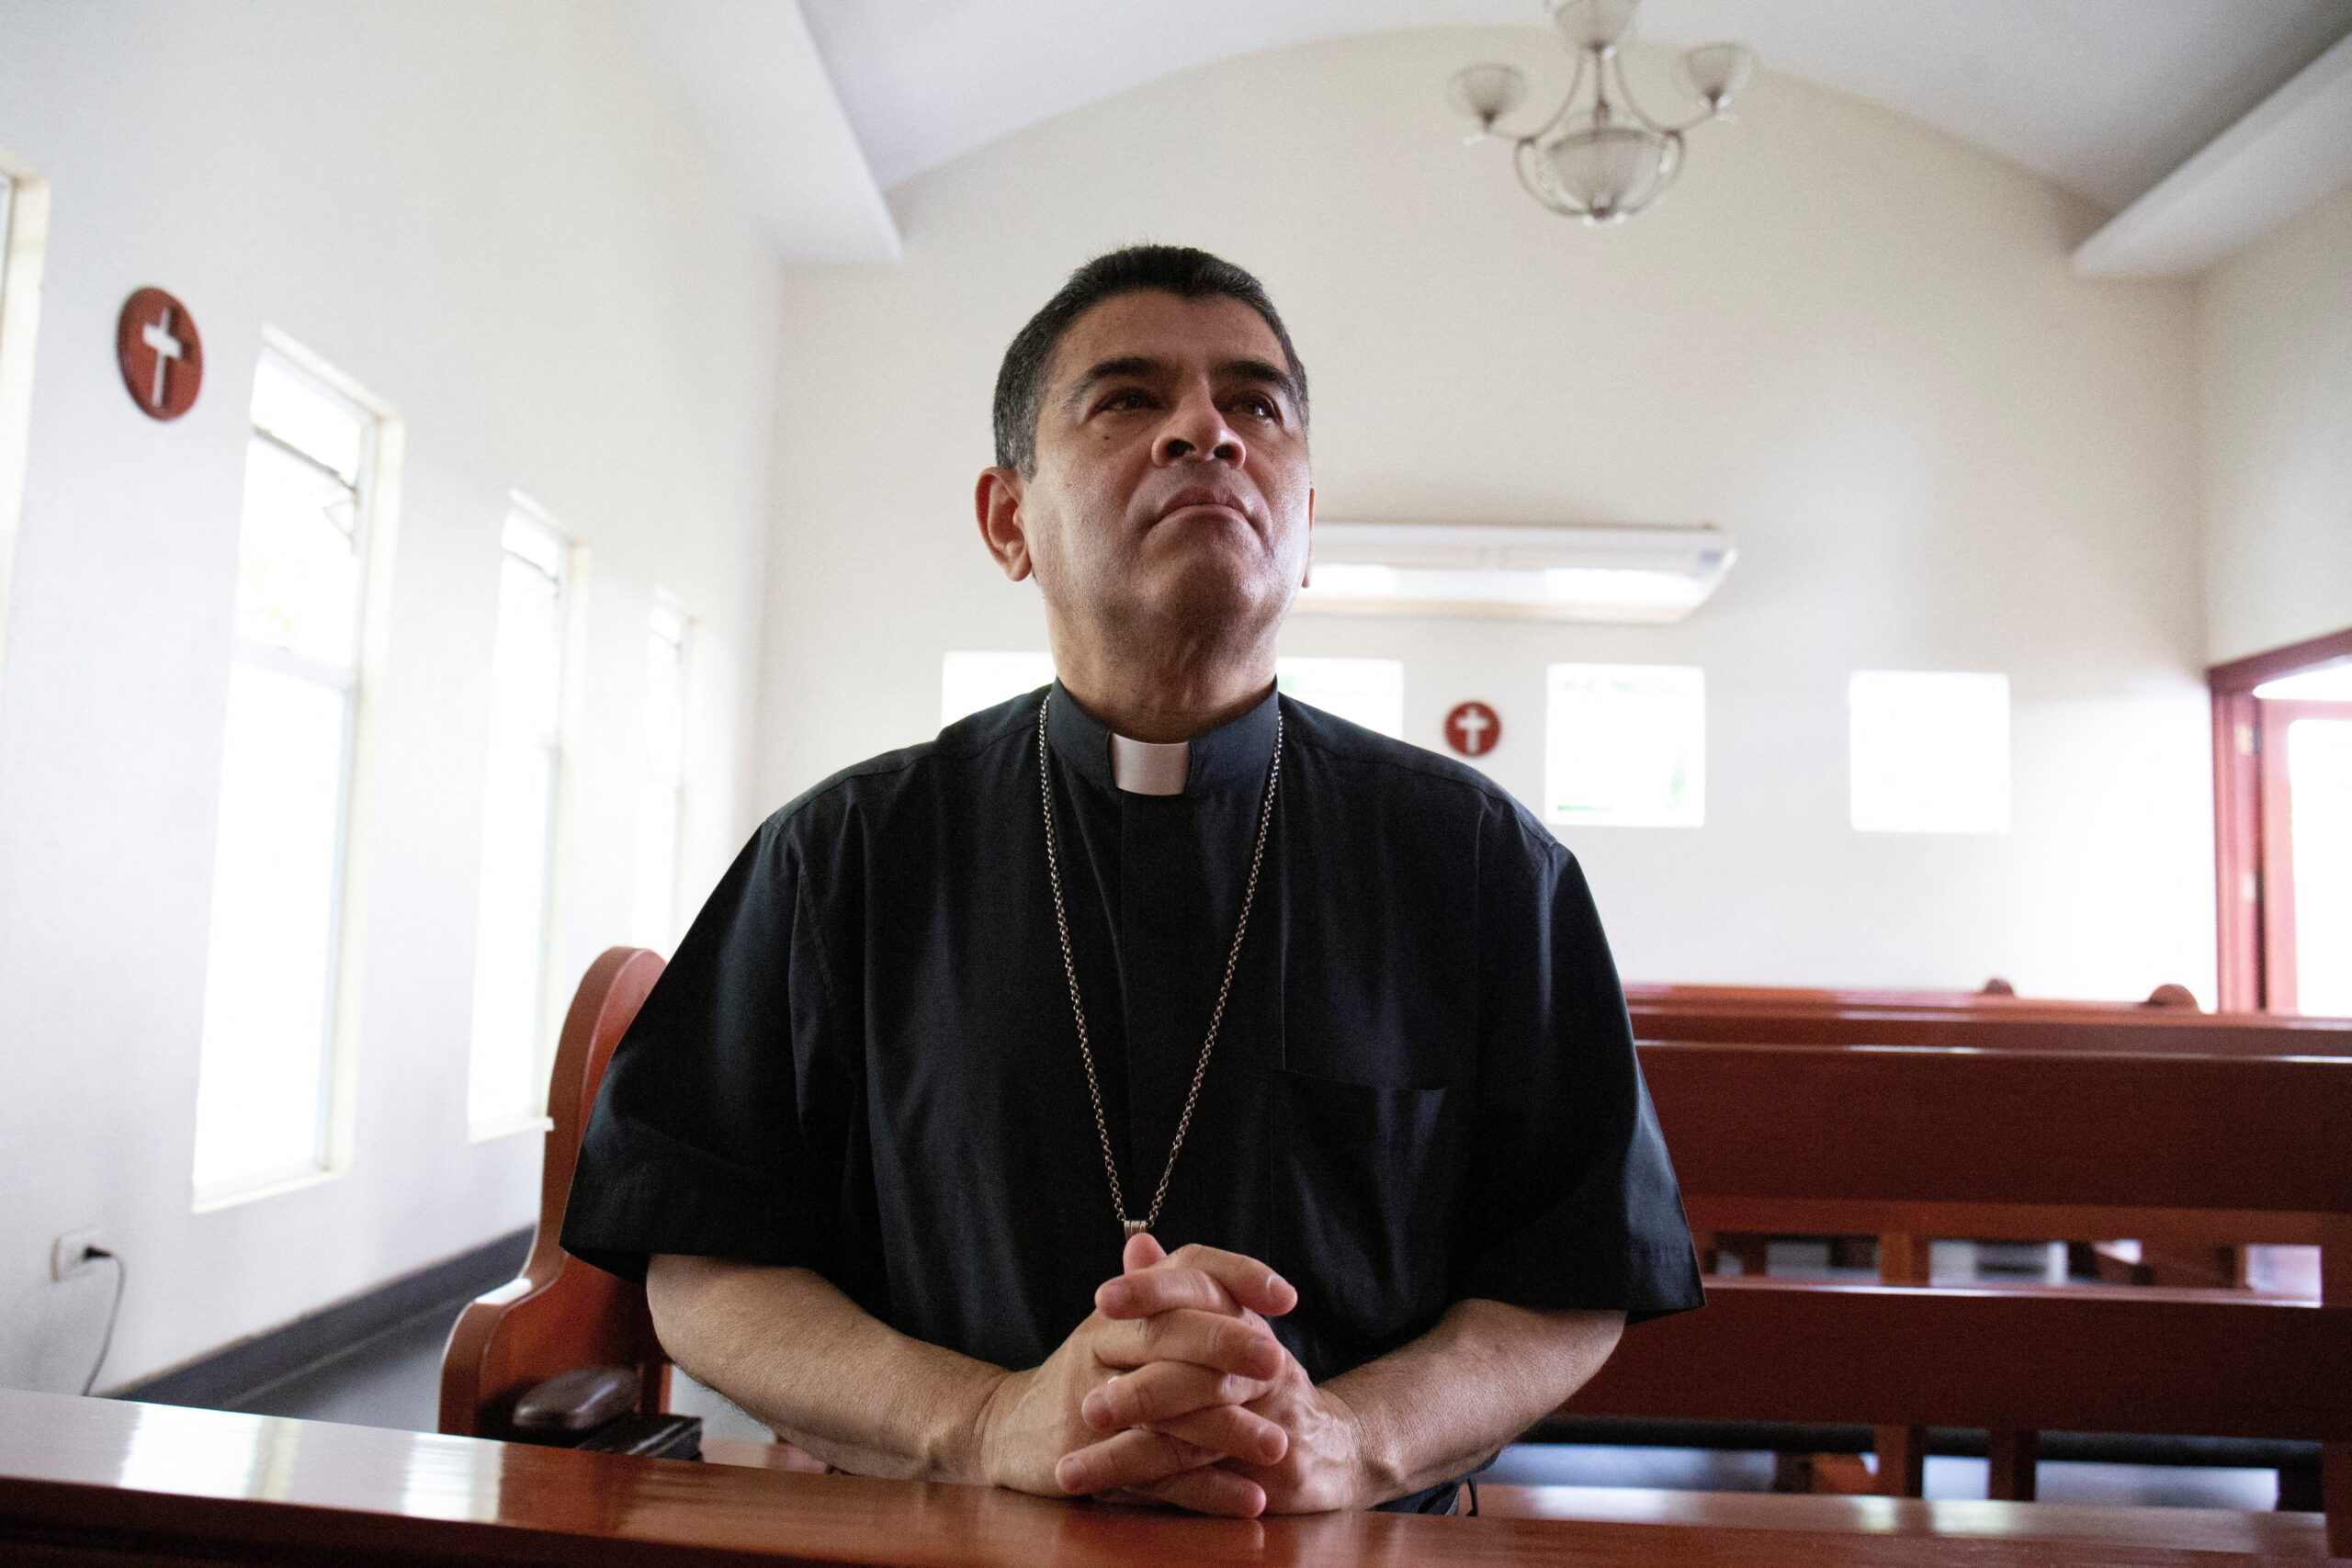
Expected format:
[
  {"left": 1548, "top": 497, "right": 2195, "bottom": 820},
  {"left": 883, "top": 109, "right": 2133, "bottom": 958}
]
[
  {"left": 467, "top": 503, "right": 576, "bottom": 1136},
  {"left": 1544, "top": 663, "right": 1705, "bottom": 828},
  {"left": 193, "top": 344, "right": 392, "bottom": 1204},
  {"left": 1849, "top": 671, "right": 2010, "bottom": 833},
  {"left": 632, "top": 596, "right": 692, "bottom": 952},
  {"left": 942, "top": 650, "right": 1057, "bottom": 728},
  {"left": 1274, "top": 657, "right": 1404, "bottom": 738}
]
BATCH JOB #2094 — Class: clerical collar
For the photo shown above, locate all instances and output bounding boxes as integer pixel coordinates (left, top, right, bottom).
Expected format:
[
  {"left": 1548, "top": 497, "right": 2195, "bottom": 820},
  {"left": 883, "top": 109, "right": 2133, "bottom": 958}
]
[{"left": 1043, "top": 681, "right": 1281, "bottom": 797}]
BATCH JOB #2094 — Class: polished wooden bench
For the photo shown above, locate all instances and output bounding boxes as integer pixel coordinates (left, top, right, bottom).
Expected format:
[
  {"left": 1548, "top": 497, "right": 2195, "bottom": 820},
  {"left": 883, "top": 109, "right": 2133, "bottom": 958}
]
[
  {"left": 1579, "top": 1038, "right": 2352, "bottom": 1553},
  {"left": 0, "top": 1390, "right": 2321, "bottom": 1565}
]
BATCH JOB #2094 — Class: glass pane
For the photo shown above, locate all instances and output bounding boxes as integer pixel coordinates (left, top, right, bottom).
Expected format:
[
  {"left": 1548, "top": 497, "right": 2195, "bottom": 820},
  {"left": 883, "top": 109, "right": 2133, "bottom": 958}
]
[
  {"left": 501, "top": 510, "right": 567, "bottom": 580},
  {"left": 468, "top": 739, "right": 558, "bottom": 1130},
  {"left": 251, "top": 354, "right": 368, "bottom": 486},
  {"left": 941, "top": 650, "right": 1056, "bottom": 727},
  {"left": 2287, "top": 716, "right": 2352, "bottom": 1017},
  {"left": 1545, "top": 664, "right": 1704, "bottom": 827},
  {"left": 491, "top": 547, "right": 565, "bottom": 749},
  {"left": 643, "top": 613, "right": 686, "bottom": 787},
  {"left": 1849, "top": 671, "right": 2010, "bottom": 833},
  {"left": 633, "top": 779, "right": 683, "bottom": 952},
  {"left": 193, "top": 662, "right": 349, "bottom": 1196},
  {"left": 234, "top": 434, "right": 361, "bottom": 669},
  {"left": 1275, "top": 657, "right": 1405, "bottom": 738}
]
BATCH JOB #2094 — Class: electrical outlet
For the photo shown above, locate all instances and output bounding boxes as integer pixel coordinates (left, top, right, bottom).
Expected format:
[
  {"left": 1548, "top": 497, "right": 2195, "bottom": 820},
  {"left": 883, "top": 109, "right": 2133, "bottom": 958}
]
[{"left": 51, "top": 1229, "right": 104, "bottom": 1283}]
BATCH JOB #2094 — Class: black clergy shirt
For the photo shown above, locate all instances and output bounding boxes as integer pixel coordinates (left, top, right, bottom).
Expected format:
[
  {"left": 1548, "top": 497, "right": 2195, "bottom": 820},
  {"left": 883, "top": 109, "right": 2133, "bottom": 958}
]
[{"left": 562, "top": 683, "right": 1704, "bottom": 1513}]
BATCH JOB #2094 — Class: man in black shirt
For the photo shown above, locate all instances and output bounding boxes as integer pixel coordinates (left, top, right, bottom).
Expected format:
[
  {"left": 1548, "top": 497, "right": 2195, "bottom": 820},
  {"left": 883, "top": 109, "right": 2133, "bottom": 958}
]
[{"left": 562, "top": 245, "right": 1702, "bottom": 1517}]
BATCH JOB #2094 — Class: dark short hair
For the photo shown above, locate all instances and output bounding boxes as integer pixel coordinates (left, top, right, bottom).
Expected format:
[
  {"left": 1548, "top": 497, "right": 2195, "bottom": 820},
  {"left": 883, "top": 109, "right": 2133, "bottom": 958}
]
[{"left": 990, "top": 245, "right": 1309, "bottom": 474}]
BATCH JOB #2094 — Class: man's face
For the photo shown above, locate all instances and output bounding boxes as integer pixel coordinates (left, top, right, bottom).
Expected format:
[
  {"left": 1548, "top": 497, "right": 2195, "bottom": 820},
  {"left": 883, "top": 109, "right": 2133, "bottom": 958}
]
[{"left": 990, "top": 289, "right": 1313, "bottom": 649}]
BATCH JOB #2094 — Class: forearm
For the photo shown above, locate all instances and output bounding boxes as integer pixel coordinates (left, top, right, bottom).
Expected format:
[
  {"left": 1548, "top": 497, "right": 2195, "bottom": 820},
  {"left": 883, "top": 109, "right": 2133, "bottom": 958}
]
[
  {"left": 645, "top": 1254, "right": 1004, "bottom": 1482},
  {"left": 1323, "top": 1299, "right": 1623, "bottom": 1505}
]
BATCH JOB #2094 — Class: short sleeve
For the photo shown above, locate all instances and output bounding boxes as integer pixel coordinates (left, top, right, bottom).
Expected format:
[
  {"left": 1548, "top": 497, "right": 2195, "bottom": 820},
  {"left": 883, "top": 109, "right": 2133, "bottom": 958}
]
[
  {"left": 560, "top": 815, "right": 862, "bottom": 1286},
  {"left": 1450, "top": 808, "right": 1704, "bottom": 1323}
]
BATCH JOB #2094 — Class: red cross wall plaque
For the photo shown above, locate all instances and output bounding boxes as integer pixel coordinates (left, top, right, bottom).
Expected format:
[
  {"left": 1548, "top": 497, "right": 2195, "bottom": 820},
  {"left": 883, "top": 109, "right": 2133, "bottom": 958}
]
[
  {"left": 1444, "top": 701, "right": 1501, "bottom": 758},
  {"left": 117, "top": 288, "right": 204, "bottom": 422}
]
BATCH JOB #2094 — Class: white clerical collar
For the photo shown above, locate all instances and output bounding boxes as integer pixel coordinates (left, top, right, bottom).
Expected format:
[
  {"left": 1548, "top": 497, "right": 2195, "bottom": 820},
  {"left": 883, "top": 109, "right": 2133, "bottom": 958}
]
[{"left": 1111, "top": 733, "right": 1191, "bottom": 795}]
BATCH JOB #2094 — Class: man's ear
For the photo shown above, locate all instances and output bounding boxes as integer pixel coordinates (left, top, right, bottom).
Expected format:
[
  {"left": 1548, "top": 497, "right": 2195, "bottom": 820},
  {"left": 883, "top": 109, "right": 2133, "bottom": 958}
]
[
  {"left": 1300, "top": 485, "right": 1316, "bottom": 588},
  {"left": 975, "top": 467, "right": 1034, "bottom": 582}
]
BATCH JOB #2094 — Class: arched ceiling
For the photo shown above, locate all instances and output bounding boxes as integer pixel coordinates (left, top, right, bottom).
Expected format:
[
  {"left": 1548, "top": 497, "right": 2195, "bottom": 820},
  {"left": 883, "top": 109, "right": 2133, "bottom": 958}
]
[{"left": 798, "top": 0, "right": 2352, "bottom": 212}]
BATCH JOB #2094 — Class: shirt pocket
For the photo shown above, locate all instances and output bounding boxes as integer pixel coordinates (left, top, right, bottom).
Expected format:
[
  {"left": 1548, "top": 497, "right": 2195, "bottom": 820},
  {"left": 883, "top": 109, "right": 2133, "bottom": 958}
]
[{"left": 1263, "top": 1067, "right": 1460, "bottom": 1368}]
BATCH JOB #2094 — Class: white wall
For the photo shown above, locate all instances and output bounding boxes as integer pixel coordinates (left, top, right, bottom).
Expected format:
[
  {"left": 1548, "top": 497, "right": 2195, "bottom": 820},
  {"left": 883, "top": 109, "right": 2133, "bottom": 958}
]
[
  {"left": 0, "top": 1, "right": 779, "bottom": 1391},
  {"left": 2196, "top": 181, "right": 2352, "bottom": 666},
  {"left": 760, "top": 28, "right": 2215, "bottom": 1002}
]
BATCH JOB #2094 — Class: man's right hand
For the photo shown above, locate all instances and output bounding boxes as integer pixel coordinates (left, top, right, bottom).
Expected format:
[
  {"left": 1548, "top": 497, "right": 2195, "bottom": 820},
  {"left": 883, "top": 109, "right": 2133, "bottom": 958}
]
[{"left": 971, "top": 1236, "right": 1296, "bottom": 1514}]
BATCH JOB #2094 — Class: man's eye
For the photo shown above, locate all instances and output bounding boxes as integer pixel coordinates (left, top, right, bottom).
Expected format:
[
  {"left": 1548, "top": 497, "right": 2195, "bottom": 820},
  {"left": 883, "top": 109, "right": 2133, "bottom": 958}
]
[
  {"left": 1100, "top": 389, "right": 1150, "bottom": 412},
  {"left": 1236, "top": 395, "right": 1279, "bottom": 420}
]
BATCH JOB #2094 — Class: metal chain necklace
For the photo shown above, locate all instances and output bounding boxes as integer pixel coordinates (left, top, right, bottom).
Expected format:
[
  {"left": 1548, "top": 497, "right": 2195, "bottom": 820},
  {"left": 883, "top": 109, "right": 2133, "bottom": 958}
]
[{"left": 1036, "top": 689, "right": 1283, "bottom": 1241}]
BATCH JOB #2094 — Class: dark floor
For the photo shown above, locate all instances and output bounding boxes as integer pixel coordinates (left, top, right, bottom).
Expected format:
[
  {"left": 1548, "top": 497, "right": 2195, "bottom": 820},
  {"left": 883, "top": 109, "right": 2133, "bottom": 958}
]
[{"left": 236, "top": 1248, "right": 2288, "bottom": 1515}]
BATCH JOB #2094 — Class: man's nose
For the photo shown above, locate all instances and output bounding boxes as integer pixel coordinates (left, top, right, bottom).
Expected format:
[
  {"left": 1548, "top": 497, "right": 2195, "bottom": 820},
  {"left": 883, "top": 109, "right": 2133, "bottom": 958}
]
[{"left": 1155, "top": 393, "right": 1245, "bottom": 467}]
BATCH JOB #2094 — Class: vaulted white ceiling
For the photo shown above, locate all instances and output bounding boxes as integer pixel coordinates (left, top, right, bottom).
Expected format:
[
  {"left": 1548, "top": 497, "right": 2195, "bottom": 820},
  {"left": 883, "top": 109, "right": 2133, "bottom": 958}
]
[{"left": 798, "top": 0, "right": 2352, "bottom": 213}]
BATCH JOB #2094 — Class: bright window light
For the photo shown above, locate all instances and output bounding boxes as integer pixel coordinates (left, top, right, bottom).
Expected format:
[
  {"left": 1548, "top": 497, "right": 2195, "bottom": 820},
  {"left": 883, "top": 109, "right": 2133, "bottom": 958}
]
[
  {"left": 468, "top": 507, "right": 572, "bottom": 1134},
  {"left": 1849, "top": 671, "right": 2010, "bottom": 834},
  {"left": 942, "top": 650, "right": 1057, "bottom": 727},
  {"left": 632, "top": 597, "right": 691, "bottom": 953},
  {"left": 2286, "top": 716, "right": 2352, "bottom": 1017},
  {"left": 193, "top": 347, "right": 382, "bottom": 1202},
  {"left": 1274, "top": 657, "right": 1404, "bottom": 738},
  {"left": 1545, "top": 664, "right": 1704, "bottom": 828},
  {"left": 2254, "top": 660, "right": 2352, "bottom": 701}
]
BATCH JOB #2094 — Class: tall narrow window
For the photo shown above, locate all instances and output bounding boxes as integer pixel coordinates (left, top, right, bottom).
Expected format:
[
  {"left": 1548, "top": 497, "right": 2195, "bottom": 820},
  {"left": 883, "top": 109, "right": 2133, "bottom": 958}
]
[
  {"left": 0, "top": 148, "right": 53, "bottom": 686},
  {"left": 1545, "top": 663, "right": 1706, "bottom": 828},
  {"left": 193, "top": 346, "right": 389, "bottom": 1203},
  {"left": 942, "top": 650, "right": 1057, "bottom": 727},
  {"left": 468, "top": 506, "right": 574, "bottom": 1135},
  {"left": 632, "top": 596, "right": 692, "bottom": 952}
]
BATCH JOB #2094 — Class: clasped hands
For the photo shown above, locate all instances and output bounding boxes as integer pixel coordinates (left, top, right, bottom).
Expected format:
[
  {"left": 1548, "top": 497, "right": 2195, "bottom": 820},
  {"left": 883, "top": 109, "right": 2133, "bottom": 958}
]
[{"left": 973, "top": 1234, "right": 1374, "bottom": 1517}]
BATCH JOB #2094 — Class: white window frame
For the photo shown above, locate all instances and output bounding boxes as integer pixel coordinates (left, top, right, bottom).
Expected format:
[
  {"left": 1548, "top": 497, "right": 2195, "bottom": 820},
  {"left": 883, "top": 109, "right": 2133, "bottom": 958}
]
[
  {"left": 0, "top": 145, "right": 51, "bottom": 697},
  {"left": 467, "top": 496, "right": 584, "bottom": 1140},
  {"left": 192, "top": 333, "right": 401, "bottom": 1211}
]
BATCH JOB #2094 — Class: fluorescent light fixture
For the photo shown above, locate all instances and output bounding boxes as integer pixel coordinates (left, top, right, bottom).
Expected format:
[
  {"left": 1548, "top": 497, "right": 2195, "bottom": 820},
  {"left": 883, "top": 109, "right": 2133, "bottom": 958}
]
[{"left": 1297, "top": 523, "right": 1734, "bottom": 623}]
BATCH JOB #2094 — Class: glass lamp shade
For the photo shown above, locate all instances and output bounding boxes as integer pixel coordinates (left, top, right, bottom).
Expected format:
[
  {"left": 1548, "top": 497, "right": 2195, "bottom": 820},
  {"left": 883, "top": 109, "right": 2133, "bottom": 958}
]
[
  {"left": 1539, "top": 124, "right": 1674, "bottom": 220},
  {"left": 1553, "top": 0, "right": 1640, "bottom": 54},
  {"left": 1682, "top": 42, "right": 1754, "bottom": 109},
  {"left": 1449, "top": 62, "right": 1529, "bottom": 129}
]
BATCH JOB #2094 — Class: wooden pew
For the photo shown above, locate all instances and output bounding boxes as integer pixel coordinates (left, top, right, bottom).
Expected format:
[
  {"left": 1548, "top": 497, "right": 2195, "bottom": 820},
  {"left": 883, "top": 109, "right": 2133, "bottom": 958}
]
[
  {"left": 1626, "top": 997, "right": 2352, "bottom": 1290},
  {"left": 0, "top": 1389, "right": 2327, "bottom": 1563},
  {"left": 439, "top": 946, "right": 680, "bottom": 1442},
  {"left": 1570, "top": 1039, "right": 2352, "bottom": 1555}
]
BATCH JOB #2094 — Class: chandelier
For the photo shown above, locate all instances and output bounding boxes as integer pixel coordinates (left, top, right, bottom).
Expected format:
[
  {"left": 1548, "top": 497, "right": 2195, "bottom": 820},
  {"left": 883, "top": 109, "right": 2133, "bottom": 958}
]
[{"left": 1449, "top": 0, "right": 1754, "bottom": 224}]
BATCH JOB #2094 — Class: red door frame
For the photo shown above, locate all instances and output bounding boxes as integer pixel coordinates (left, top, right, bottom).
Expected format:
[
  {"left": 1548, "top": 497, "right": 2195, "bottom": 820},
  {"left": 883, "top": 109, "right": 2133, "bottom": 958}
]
[{"left": 2209, "top": 626, "right": 2352, "bottom": 1011}]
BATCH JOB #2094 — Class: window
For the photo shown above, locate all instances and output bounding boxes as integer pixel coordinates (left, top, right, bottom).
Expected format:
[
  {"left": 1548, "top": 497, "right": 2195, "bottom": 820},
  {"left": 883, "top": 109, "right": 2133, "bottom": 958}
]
[
  {"left": 1273, "top": 657, "right": 1404, "bottom": 738},
  {"left": 1849, "top": 671, "right": 2010, "bottom": 833},
  {"left": 1544, "top": 664, "right": 1705, "bottom": 828},
  {"left": 192, "top": 344, "right": 391, "bottom": 1203},
  {"left": 0, "top": 147, "right": 51, "bottom": 690},
  {"left": 942, "top": 650, "right": 1057, "bottom": 727},
  {"left": 467, "top": 504, "right": 575, "bottom": 1135},
  {"left": 632, "top": 596, "right": 692, "bottom": 952}
]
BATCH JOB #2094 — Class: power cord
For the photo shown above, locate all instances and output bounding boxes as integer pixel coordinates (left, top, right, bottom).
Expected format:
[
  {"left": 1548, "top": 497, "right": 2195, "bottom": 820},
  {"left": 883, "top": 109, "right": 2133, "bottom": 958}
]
[{"left": 79, "top": 1247, "right": 125, "bottom": 1398}]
